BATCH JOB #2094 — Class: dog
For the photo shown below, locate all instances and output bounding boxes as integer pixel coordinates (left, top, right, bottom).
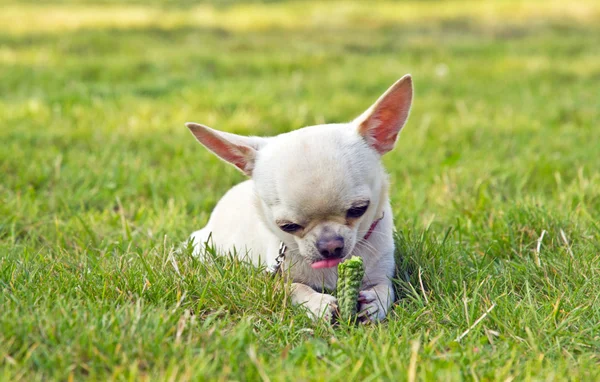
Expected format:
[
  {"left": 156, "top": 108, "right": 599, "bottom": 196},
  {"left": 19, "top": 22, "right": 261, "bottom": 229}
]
[{"left": 186, "top": 75, "right": 413, "bottom": 322}]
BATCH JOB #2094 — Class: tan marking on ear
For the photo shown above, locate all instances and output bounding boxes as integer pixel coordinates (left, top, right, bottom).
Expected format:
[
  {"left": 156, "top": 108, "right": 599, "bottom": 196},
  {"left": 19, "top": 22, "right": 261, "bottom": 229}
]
[
  {"left": 186, "top": 122, "right": 257, "bottom": 176},
  {"left": 357, "top": 74, "right": 413, "bottom": 155}
]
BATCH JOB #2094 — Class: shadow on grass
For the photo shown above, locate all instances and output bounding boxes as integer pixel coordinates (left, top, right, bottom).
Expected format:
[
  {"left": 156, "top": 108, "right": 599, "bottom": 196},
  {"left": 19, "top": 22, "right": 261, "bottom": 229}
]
[
  {"left": 4, "top": 18, "right": 595, "bottom": 50},
  {"left": 4, "top": 18, "right": 598, "bottom": 104},
  {"left": 393, "top": 227, "right": 453, "bottom": 303}
]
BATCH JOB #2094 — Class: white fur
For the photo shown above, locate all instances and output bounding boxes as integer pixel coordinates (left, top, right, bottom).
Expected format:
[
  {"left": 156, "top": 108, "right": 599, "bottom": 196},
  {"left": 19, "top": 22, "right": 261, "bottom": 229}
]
[{"left": 187, "top": 75, "right": 413, "bottom": 322}]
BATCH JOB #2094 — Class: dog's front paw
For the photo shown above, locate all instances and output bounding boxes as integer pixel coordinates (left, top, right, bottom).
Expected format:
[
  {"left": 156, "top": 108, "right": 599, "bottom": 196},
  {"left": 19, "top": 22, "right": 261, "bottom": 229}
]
[
  {"left": 358, "top": 290, "right": 388, "bottom": 323},
  {"left": 305, "top": 293, "right": 338, "bottom": 322}
]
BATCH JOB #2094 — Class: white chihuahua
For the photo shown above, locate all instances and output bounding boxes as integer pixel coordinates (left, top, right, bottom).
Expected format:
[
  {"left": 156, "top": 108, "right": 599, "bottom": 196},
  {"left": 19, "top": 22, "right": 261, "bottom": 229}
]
[{"left": 186, "top": 75, "right": 413, "bottom": 322}]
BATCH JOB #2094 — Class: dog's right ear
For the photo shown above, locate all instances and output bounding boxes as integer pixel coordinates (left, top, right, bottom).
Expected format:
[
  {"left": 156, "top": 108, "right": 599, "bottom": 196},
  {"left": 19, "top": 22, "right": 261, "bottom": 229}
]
[
  {"left": 186, "top": 122, "right": 267, "bottom": 176},
  {"left": 355, "top": 75, "right": 413, "bottom": 155}
]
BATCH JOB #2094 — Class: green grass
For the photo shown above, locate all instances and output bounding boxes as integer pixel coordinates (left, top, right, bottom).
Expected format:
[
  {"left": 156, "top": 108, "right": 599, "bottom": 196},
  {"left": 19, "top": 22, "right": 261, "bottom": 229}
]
[{"left": 2, "top": 0, "right": 600, "bottom": 380}]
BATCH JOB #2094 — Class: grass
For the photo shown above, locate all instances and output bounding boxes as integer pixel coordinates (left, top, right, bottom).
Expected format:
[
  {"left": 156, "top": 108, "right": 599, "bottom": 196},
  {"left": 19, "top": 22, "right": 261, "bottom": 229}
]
[{"left": 1, "top": 0, "right": 600, "bottom": 380}]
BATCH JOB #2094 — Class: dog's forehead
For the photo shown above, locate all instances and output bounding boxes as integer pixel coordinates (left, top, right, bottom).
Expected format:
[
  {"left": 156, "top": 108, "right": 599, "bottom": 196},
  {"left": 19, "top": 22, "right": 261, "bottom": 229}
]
[
  {"left": 267, "top": 124, "right": 372, "bottom": 166},
  {"left": 253, "top": 124, "right": 380, "bottom": 211}
]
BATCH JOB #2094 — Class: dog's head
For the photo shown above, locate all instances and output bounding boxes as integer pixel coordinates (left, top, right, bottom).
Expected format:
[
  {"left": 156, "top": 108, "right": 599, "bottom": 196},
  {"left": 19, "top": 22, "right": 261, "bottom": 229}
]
[{"left": 187, "top": 75, "right": 413, "bottom": 268}]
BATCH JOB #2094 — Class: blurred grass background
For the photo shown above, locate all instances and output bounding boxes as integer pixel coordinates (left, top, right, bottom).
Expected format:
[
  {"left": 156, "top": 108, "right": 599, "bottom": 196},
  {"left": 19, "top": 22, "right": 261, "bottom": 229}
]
[{"left": 1, "top": 1, "right": 600, "bottom": 380}]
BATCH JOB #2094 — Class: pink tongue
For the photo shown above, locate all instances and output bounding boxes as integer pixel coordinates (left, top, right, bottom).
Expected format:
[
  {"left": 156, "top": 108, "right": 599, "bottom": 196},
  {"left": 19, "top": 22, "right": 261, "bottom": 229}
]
[{"left": 311, "top": 258, "right": 344, "bottom": 269}]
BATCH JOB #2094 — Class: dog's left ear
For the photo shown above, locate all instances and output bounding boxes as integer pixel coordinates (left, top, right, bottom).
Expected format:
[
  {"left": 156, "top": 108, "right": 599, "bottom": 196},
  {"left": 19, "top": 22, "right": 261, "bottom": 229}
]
[
  {"left": 186, "top": 122, "right": 267, "bottom": 176},
  {"left": 355, "top": 74, "right": 413, "bottom": 155}
]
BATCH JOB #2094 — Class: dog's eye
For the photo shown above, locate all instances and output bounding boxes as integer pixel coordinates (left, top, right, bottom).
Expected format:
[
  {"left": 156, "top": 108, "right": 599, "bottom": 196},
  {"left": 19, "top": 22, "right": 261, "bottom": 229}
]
[
  {"left": 347, "top": 204, "right": 369, "bottom": 218},
  {"left": 279, "top": 223, "right": 302, "bottom": 233}
]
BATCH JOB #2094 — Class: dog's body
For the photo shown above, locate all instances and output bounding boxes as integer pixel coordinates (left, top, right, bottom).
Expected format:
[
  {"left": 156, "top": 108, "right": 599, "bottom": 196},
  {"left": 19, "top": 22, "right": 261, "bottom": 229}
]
[{"left": 187, "top": 75, "right": 413, "bottom": 322}]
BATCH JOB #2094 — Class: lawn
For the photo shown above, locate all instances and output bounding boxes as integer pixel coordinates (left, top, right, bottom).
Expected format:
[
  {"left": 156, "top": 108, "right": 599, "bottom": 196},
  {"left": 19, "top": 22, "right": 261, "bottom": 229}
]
[{"left": 1, "top": 0, "right": 600, "bottom": 380}]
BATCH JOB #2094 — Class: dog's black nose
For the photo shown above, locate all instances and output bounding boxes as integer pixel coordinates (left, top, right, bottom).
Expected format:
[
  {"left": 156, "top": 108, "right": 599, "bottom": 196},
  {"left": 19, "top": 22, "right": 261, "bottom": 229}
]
[{"left": 316, "top": 236, "right": 344, "bottom": 259}]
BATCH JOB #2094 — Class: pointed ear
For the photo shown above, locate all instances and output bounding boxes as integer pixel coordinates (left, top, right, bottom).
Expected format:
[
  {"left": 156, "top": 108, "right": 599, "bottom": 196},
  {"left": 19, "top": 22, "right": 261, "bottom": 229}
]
[
  {"left": 355, "top": 75, "right": 413, "bottom": 155},
  {"left": 186, "top": 122, "right": 267, "bottom": 176}
]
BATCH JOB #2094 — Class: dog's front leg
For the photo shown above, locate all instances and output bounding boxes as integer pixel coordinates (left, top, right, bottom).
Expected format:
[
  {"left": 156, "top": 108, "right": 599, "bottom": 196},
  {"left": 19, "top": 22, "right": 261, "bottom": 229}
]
[
  {"left": 358, "top": 280, "right": 394, "bottom": 322},
  {"left": 291, "top": 282, "right": 338, "bottom": 322}
]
